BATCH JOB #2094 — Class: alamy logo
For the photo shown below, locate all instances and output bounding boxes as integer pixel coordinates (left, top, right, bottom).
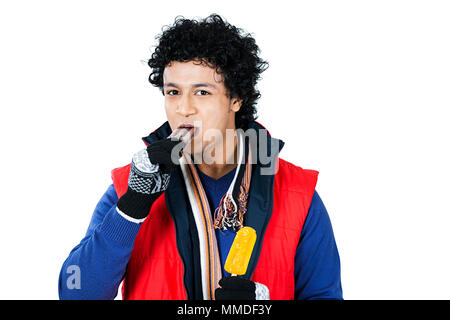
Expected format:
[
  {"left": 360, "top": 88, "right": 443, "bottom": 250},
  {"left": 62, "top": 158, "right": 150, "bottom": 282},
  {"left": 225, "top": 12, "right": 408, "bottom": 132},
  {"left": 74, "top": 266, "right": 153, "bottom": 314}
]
[
  {"left": 66, "top": 265, "right": 81, "bottom": 290},
  {"left": 170, "top": 123, "right": 281, "bottom": 175}
]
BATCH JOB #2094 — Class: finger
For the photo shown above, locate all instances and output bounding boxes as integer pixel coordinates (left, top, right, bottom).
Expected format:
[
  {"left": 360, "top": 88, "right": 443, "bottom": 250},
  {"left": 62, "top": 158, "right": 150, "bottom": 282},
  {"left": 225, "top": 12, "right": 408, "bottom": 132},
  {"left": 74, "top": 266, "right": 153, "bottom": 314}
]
[
  {"left": 178, "top": 128, "right": 194, "bottom": 144},
  {"left": 215, "top": 288, "right": 255, "bottom": 300},
  {"left": 218, "top": 276, "right": 256, "bottom": 291},
  {"left": 170, "top": 128, "right": 194, "bottom": 146},
  {"left": 169, "top": 128, "right": 189, "bottom": 140}
]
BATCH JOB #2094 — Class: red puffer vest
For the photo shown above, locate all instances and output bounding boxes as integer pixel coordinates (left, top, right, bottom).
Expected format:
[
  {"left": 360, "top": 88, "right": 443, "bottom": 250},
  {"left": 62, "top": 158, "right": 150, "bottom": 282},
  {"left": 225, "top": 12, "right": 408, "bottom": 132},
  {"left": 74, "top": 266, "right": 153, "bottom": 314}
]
[{"left": 111, "top": 158, "right": 318, "bottom": 300}]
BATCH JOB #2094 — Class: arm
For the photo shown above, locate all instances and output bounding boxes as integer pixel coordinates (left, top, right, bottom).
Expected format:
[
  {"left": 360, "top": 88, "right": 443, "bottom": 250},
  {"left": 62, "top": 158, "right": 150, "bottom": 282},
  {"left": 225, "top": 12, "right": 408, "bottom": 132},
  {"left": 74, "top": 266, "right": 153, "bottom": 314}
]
[
  {"left": 294, "top": 190, "right": 343, "bottom": 300},
  {"left": 58, "top": 134, "right": 187, "bottom": 300},
  {"left": 58, "top": 184, "right": 142, "bottom": 300}
]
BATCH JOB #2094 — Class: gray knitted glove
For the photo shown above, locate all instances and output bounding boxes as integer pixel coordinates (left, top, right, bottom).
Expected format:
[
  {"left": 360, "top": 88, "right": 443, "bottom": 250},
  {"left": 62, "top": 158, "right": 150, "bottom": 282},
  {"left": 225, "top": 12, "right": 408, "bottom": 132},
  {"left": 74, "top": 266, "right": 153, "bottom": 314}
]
[
  {"left": 116, "top": 147, "right": 172, "bottom": 221},
  {"left": 116, "top": 127, "right": 192, "bottom": 221},
  {"left": 255, "top": 282, "right": 270, "bottom": 300}
]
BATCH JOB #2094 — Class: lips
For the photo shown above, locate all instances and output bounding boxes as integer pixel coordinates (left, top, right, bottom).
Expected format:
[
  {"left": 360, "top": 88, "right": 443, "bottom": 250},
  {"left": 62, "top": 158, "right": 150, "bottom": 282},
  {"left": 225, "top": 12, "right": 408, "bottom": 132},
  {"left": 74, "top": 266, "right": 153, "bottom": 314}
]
[
  {"left": 178, "top": 123, "right": 199, "bottom": 138},
  {"left": 177, "top": 123, "right": 194, "bottom": 129},
  {"left": 170, "top": 123, "right": 199, "bottom": 142}
]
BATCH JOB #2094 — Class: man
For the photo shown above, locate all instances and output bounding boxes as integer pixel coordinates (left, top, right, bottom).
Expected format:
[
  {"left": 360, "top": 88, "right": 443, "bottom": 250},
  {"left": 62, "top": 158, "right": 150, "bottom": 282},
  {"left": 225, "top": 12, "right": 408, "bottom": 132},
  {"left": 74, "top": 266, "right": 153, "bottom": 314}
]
[{"left": 59, "top": 13, "right": 342, "bottom": 300}]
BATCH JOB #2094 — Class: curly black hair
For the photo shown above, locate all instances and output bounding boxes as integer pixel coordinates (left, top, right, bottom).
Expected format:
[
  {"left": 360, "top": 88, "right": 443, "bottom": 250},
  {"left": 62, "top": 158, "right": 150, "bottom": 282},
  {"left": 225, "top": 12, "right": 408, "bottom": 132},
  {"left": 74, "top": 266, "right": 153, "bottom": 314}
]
[{"left": 147, "top": 14, "right": 269, "bottom": 129}]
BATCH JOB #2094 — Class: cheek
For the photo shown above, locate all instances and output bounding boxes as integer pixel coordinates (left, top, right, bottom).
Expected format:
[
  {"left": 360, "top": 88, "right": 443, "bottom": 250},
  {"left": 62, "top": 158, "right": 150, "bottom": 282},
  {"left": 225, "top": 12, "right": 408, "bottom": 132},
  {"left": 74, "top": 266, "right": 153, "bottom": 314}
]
[
  {"left": 164, "top": 104, "right": 177, "bottom": 129},
  {"left": 196, "top": 108, "right": 220, "bottom": 132},
  {"left": 207, "top": 107, "right": 232, "bottom": 131},
  {"left": 200, "top": 101, "right": 229, "bottom": 121},
  {"left": 164, "top": 103, "right": 171, "bottom": 117},
  {"left": 197, "top": 111, "right": 228, "bottom": 140}
]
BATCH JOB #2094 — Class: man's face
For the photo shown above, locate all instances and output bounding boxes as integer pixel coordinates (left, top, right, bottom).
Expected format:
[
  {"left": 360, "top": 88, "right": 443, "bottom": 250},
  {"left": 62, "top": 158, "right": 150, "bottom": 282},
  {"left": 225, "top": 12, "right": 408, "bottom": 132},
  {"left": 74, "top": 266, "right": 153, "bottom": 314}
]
[{"left": 163, "top": 60, "right": 242, "bottom": 157}]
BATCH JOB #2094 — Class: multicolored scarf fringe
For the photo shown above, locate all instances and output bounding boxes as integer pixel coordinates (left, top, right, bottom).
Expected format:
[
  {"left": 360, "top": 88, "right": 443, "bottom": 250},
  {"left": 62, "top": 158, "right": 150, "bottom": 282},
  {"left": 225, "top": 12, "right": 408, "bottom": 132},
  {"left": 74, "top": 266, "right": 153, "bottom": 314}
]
[{"left": 213, "top": 144, "right": 252, "bottom": 231}]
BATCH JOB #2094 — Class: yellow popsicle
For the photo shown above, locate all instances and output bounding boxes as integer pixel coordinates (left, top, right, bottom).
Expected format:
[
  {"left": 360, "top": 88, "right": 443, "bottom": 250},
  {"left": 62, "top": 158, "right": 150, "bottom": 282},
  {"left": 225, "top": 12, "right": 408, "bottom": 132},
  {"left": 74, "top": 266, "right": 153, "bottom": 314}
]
[{"left": 224, "top": 227, "right": 257, "bottom": 276}]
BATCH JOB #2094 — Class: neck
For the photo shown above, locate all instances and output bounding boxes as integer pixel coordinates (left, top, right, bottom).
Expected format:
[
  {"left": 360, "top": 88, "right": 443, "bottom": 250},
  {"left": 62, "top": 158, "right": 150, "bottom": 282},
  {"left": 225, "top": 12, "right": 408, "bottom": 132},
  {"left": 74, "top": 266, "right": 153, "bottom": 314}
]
[{"left": 196, "top": 132, "right": 239, "bottom": 180}]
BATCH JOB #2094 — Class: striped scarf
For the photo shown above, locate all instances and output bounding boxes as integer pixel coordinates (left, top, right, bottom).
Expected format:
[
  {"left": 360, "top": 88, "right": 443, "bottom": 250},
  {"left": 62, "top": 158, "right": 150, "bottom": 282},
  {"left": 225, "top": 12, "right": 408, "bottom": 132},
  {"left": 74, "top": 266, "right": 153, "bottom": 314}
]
[{"left": 179, "top": 131, "right": 252, "bottom": 300}]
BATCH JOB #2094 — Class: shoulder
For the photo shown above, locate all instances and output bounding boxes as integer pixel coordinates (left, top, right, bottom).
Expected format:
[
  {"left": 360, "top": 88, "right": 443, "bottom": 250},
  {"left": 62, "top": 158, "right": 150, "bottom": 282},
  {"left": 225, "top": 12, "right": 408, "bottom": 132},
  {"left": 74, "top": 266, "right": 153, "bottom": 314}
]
[{"left": 275, "top": 158, "right": 319, "bottom": 194}]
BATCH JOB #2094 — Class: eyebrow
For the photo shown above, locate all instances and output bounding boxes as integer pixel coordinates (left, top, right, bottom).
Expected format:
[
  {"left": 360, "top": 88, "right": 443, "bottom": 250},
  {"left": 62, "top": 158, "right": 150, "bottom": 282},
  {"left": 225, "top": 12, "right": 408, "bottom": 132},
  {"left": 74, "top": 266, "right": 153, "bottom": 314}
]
[{"left": 163, "top": 82, "right": 217, "bottom": 89}]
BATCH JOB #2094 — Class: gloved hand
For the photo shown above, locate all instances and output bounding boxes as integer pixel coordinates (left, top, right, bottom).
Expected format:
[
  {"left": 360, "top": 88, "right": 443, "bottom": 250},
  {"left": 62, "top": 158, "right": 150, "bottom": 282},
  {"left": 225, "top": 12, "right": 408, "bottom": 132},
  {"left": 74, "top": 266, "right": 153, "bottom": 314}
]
[
  {"left": 215, "top": 276, "right": 270, "bottom": 300},
  {"left": 116, "top": 128, "right": 192, "bottom": 220}
]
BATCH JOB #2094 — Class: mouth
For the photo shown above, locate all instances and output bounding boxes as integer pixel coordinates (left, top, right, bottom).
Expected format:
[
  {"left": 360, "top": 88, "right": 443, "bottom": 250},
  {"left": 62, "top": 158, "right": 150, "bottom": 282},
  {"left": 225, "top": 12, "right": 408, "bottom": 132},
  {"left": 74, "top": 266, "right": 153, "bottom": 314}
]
[
  {"left": 173, "top": 123, "right": 199, "bottom": 141},
  {"left": 177, "top": 123, "right": 195, "bottom": 129}
]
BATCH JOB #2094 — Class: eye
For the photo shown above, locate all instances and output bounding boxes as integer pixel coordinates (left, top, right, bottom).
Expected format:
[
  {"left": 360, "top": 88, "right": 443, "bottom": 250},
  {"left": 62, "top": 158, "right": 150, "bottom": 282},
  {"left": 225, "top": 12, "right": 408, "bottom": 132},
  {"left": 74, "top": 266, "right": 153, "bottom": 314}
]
[
  {"left": 166, "top": 89, "right": 179, "bottom": 95},
  {"left": 195, "top": 90, "right": 210, "bottom": 96}
]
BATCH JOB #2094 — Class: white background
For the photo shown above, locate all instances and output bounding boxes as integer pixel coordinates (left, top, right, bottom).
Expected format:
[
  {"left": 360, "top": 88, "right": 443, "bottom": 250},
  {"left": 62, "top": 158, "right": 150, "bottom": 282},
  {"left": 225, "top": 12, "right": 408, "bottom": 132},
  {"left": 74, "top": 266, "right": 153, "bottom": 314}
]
[{"left": 0, "top": 0, "right": 449, "bottom": 300}]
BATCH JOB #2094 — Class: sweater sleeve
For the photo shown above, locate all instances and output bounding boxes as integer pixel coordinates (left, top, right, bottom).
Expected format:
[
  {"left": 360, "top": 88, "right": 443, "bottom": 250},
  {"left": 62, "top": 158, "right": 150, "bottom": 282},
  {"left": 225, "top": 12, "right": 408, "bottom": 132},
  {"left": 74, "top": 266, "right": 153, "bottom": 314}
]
[
  {"left": 294, "top": 190, "right": 343, "bottom": 300},
  {"left": 58, "top": 184, "right": 142, "bottom": 300}
]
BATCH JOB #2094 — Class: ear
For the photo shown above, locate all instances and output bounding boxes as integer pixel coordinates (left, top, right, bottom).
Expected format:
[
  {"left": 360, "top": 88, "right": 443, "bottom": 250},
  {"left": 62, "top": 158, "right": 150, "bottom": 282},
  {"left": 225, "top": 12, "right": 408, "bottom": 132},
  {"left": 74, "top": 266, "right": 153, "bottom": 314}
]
[{"left": 230, "top": 97, "right": 243, "bottom": 113}]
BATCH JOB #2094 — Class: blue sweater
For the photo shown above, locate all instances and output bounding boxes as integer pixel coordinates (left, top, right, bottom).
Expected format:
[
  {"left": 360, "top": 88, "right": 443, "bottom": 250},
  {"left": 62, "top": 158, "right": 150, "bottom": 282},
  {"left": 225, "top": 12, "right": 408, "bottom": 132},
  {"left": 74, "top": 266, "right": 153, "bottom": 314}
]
[{"left": 59, "top": 169, "right": 343, "bottom": 300}]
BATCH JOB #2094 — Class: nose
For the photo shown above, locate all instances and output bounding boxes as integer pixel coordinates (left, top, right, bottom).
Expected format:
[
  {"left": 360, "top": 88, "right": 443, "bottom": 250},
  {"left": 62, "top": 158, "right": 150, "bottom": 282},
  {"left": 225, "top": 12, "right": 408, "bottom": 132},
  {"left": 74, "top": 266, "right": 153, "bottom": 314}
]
[{"left": 176, "top": 94, "right": 196, "bottom": 117}]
